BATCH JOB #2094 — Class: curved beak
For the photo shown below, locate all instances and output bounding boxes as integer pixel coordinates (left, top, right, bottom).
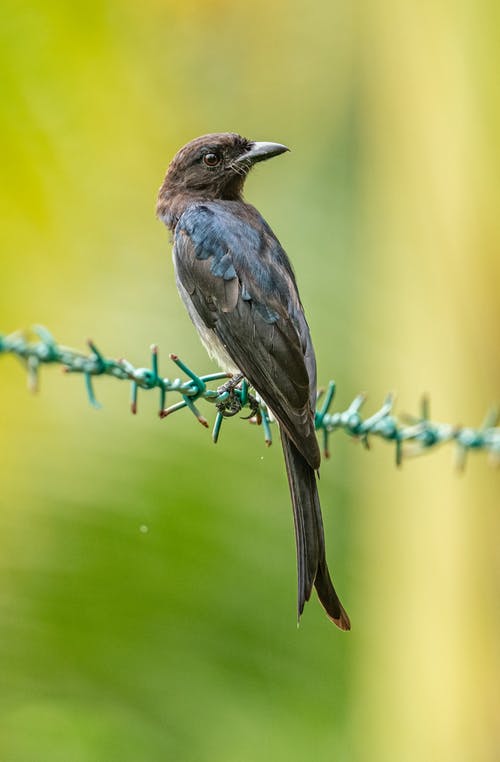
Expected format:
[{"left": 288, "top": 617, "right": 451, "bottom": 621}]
[{"left": 236, "top": 141, "right": 290, "bottom": 165}]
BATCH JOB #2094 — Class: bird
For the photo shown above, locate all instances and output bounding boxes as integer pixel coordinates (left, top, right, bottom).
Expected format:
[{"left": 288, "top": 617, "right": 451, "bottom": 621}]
[{"left": 156, "top": 133, "right": 350, "bottom": 630}]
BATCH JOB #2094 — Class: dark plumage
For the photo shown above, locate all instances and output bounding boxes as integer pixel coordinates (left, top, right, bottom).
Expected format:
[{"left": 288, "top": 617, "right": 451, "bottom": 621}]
[{"left": 157, "top": 132, "right": 350, "bottom": 630}]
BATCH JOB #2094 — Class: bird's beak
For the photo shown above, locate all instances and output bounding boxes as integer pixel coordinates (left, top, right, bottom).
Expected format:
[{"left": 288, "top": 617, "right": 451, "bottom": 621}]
[{"left": 235, "top": 141, "right": 290, "bottom": 165}]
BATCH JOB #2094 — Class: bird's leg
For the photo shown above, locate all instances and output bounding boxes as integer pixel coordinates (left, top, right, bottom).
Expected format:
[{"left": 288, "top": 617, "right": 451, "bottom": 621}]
[{"left": 216, "top": 372, "right": 243, "bottom": 396}]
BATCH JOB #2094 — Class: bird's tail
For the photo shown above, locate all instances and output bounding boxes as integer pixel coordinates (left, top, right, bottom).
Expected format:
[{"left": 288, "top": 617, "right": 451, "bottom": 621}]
[{"left": 280, "top": 429, "right": 351, "bottom": 631}]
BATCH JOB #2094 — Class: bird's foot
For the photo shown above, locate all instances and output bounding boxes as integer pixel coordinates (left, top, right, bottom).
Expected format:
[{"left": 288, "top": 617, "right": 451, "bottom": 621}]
[{"left": 216, "top": 373, "right": 244, "bottom": 417}]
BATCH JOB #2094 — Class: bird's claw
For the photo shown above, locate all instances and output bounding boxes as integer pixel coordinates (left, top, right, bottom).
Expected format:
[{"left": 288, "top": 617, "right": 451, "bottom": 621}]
[{"left": 240, "top": 392, "right": 261, "bottom": 420}]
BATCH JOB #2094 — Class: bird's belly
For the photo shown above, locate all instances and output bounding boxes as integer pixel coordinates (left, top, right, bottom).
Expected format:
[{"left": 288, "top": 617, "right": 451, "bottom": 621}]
[
  {"left": 196, "top": 320, "right": 239, "bottom": 374},
  {"left": 174, "top": 269, "right": 240, "bottom": 375}
]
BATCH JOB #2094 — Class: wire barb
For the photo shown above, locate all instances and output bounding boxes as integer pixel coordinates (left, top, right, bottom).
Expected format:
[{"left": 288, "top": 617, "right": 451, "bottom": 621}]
[{"left": 1, "top": 326, "right": 499, "bottom": 468}]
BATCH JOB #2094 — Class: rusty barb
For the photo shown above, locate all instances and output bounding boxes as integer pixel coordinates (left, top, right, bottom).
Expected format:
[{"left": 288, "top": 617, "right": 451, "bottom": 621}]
[{"left": 1, "top": 326, "right": 499, "bottom": 469}]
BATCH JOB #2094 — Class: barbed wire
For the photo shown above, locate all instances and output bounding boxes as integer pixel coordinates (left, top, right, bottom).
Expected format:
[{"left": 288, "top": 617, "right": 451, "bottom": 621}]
[{"left": 1, "top": 326, "right": 499, "bottom": 469}]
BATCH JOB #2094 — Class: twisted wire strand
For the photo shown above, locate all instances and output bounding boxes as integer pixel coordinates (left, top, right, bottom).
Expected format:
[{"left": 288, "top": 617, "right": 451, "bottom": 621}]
[{"left": 1, "top": 326, "right": 499, "bottom": 468}]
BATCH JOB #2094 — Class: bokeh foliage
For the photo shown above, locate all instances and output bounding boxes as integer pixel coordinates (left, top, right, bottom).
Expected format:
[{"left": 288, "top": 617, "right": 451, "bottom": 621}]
[{"left": 1, "top": 2, "right": 499, "bottom": 760}]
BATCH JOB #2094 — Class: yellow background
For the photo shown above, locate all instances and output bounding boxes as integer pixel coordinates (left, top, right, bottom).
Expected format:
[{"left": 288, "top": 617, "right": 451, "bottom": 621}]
[{"left": 1, "top": 2, "right": 499, "bottom": 760}]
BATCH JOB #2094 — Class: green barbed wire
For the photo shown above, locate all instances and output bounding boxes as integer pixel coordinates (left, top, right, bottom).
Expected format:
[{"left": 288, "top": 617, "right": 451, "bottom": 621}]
[{"left": 1, "top": 326, "right": 499, "bottom": 469}]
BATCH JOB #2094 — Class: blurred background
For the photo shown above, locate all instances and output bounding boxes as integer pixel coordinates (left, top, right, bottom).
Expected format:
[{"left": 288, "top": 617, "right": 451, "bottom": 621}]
[{"left": 1, "top": 1, "right": 499, "bottom": 760}]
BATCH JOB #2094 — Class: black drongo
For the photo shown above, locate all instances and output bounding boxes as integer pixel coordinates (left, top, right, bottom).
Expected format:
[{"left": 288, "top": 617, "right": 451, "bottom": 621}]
[{"left": 157, "top": 133, "right": 350, "bottom": 629}]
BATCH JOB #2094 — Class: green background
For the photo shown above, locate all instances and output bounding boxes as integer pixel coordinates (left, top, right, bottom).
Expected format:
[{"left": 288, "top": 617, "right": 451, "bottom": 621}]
[{"left": 1, "top": 2, "right": 499, "bottom": 760}]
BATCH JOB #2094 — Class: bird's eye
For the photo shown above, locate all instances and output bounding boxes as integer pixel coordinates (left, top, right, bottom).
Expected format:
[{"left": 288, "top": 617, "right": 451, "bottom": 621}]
[{"left": 203, "top": 152, "right": 220, "bottom": 167}]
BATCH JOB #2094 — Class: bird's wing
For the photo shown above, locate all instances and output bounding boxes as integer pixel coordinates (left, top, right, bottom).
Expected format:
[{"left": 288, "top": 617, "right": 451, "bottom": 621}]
[{"left": 174, "top": 202, "right": 320, "bottom": 469}]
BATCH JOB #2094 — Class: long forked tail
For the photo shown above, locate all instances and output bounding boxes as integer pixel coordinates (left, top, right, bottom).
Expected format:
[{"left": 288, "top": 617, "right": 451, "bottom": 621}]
[{"left": 280, "top": 429, "right": 351, "bottom": 630}]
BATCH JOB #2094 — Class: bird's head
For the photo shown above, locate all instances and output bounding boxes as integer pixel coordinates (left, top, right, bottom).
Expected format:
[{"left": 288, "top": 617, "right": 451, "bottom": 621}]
[{"left": 157, "top": 133, "right": 289, "bottom": 227}]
